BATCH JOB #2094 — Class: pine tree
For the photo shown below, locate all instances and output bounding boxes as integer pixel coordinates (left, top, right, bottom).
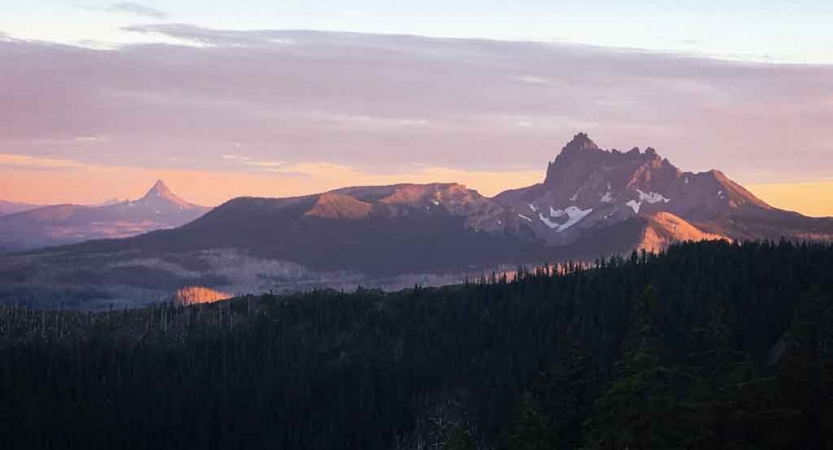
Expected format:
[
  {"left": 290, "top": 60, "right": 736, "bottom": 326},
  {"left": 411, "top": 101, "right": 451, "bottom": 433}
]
[
  {"left": 506, "top": 392, "right": 555, "bottom": 450},
  {"left": 444, "top": 424, "right": 476, "bottom": 450},
  {"left": 528, "top": 327, "right": 603, "bottom": 449},
  {"left": 584, "top": 286, "right": 677, "bottom": 450}
]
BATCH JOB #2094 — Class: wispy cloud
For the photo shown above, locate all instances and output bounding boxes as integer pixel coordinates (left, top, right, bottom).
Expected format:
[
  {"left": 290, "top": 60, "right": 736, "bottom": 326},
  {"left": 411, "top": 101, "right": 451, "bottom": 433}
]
[
  {"left": 107, "top": 2, "right": 168, "bottom": 19},
  {"left": 2, "top": 27, "right": 833, "bottom": 208},
  {"left": 309, "top": 113, "right": 430, "bottom": 129},
  {"left": 30, "top": 135, "right": 112, "bottom": 146},
  {"left": 220, "top": 155, "right": 349, "bottom": 177},
  {"left": 221, "top": 154, "right": 252, "bottom": 162},
  {"left": 123, "top": 24, "right": 296, "bottom": 47},
  {"left": 514, "top": 75, "right": 550, "bottom": 85},
  {"left": 0, "top": 154, "right": 87, "bottom": 169}
]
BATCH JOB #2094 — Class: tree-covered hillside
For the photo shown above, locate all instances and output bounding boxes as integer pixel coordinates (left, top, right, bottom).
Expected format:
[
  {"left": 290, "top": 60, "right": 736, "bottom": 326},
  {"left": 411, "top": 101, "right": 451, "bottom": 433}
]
[{"left": 2, "top": 240, "right": 832, "bottom": 449}]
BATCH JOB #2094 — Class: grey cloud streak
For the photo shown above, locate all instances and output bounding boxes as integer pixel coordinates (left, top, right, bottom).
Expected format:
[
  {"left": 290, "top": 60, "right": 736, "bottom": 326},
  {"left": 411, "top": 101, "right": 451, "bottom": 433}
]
[
  {"left": 1, "top": 25, "right": 832, "bottom": 183},
  {"left": 108, "top": 3, "right": 168, "bottom": 19}
]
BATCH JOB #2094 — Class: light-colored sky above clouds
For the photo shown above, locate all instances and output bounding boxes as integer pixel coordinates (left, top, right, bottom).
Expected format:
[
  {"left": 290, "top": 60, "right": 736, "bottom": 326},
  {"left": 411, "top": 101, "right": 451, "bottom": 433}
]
[
  {"left": 0, "top": 2, "right": 832, "bottom": 215},
  {"left": 3, "top": 0, "right": 833, "bottom": 62}
]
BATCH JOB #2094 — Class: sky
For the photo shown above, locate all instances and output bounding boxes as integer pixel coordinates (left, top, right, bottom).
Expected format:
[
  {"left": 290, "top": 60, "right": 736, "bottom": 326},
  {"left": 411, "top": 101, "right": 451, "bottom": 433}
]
[{"left": 0, "top": 1, "right": 832, "bottom": 215}]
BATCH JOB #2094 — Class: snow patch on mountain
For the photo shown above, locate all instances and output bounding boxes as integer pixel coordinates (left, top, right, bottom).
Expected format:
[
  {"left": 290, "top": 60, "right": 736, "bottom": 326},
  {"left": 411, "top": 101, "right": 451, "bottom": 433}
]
[
  {"left": 539, "top": 206, "right": 593, "bottom": 232},
  {"left": 600, "top": 191, "right": 614, "bottom": 203},
  {"left": 539, "top": 214, "right": 560, "bottom": 229},
  {"left": 627, "top": 189, "right": 671, "bottom": 214}
]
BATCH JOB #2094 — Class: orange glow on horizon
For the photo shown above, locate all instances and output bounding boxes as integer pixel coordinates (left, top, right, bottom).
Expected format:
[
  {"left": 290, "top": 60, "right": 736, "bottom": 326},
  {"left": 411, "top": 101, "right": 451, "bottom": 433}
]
[
  {"left": 0, "top": 165, "right": 543, "bottom": 207},
  {"left": 2, "top": 164, "right": 831, "bottom": 218},
  {"left": 748, "top": 182, "right": 833, "bottom": 218}
]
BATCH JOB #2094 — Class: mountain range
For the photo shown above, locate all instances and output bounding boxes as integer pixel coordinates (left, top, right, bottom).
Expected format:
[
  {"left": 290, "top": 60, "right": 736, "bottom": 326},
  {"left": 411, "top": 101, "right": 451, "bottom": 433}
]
[
  {"left": 0, "top": 200, "right": 39, "bottom": 217},
  {"left": 495, "top": 133, "right": 833, "bottom": 247},
  {"left": 0, "top": 180, "right": 209, "bottom": 252},
  {"left": 64, "top": 133, "right": 833, "bottom": 267},
  {"left": 2, "top": 133, "right": 831, "bottom": 308}
]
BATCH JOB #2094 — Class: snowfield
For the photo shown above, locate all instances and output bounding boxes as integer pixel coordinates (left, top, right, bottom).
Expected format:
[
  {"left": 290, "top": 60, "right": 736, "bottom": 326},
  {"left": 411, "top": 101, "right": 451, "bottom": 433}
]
[
  {"left": 540, "top": 206, "right": 593, "bottom": 232},
  {"left": 627, "top": 189, "right": 671, "bottom": 214}
]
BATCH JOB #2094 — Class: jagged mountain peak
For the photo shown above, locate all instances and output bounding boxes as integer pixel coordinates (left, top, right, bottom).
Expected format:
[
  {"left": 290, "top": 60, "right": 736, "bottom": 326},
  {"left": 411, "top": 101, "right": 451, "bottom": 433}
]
[
  {"left": 545, "top": 137, "right": 668, "bottom": 192},
  {"left": 545, "top": 134, "right": 674, "bottom": 188},
  {"left": 564, "top": 132, "right": 599, "bottom": 152},
  {"left": 509, "top": 134, "right": 793, "bottom": 247}
]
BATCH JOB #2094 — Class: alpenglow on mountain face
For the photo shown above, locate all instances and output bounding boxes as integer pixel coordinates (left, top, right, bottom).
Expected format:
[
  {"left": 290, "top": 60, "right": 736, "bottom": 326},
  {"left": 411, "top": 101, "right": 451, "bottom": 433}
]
[
  {"left": 1, "top": 134, "right": 832, "bottom": 309},
  {"left": 493, "top": 132, "right": 811, "bottom": 249},
  {"left": 30, "top": 134, "right": 833, "bottom": 268},
  {"left": 0, "top": 180, "right": 209, "bottom": 252}
]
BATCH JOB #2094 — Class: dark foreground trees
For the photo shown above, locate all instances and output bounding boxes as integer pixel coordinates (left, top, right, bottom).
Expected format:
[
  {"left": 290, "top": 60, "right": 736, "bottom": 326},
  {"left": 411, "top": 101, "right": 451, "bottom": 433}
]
[{"left": 1, "top": 240, "right": 832, "bottom": 449}]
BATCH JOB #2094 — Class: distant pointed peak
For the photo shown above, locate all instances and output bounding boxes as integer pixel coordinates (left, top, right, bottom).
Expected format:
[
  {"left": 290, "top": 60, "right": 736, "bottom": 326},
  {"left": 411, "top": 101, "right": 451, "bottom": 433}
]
[
  {"left": 151, "top": 179, "right": 169, "bottom": 191},
  {"left": 136, "top": 179, "right": 198, "bottom": 209},
  {"left": 145, "top": 179, "right": 173, "bottom": 197}
]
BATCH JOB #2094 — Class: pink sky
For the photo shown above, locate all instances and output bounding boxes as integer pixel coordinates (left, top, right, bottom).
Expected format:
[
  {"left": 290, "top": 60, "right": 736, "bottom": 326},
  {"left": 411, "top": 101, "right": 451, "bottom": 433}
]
[{"left": 1, "top": 28, "right": 832, "bottom": 216}]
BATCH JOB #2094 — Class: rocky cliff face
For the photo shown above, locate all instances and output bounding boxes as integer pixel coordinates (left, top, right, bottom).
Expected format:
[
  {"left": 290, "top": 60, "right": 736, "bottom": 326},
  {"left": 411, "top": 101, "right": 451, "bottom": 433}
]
[{"left": 493, "top": 133, "right": 807, "bottom": 247}]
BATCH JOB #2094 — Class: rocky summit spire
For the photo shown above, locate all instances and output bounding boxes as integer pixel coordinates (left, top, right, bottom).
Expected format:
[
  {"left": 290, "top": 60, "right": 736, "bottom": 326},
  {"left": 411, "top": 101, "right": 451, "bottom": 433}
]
[
  {"left": 545, "top": 133, "right": 604, "bottom": 186},
  {"left": 563, "top": 132, "right": 599, "bottom": 152}
]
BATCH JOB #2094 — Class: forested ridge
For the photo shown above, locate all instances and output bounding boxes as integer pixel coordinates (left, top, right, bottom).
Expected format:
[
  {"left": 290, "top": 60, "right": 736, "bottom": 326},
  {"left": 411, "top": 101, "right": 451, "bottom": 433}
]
[{"left": 2, "top": 240, "right": 833, "bottom": 449}]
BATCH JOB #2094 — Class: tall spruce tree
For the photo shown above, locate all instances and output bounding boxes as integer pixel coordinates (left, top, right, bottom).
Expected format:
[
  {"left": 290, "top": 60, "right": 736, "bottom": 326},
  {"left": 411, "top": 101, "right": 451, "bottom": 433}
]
[{"left": 584, "top": 286, "right": 679, "bottom": 450}]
